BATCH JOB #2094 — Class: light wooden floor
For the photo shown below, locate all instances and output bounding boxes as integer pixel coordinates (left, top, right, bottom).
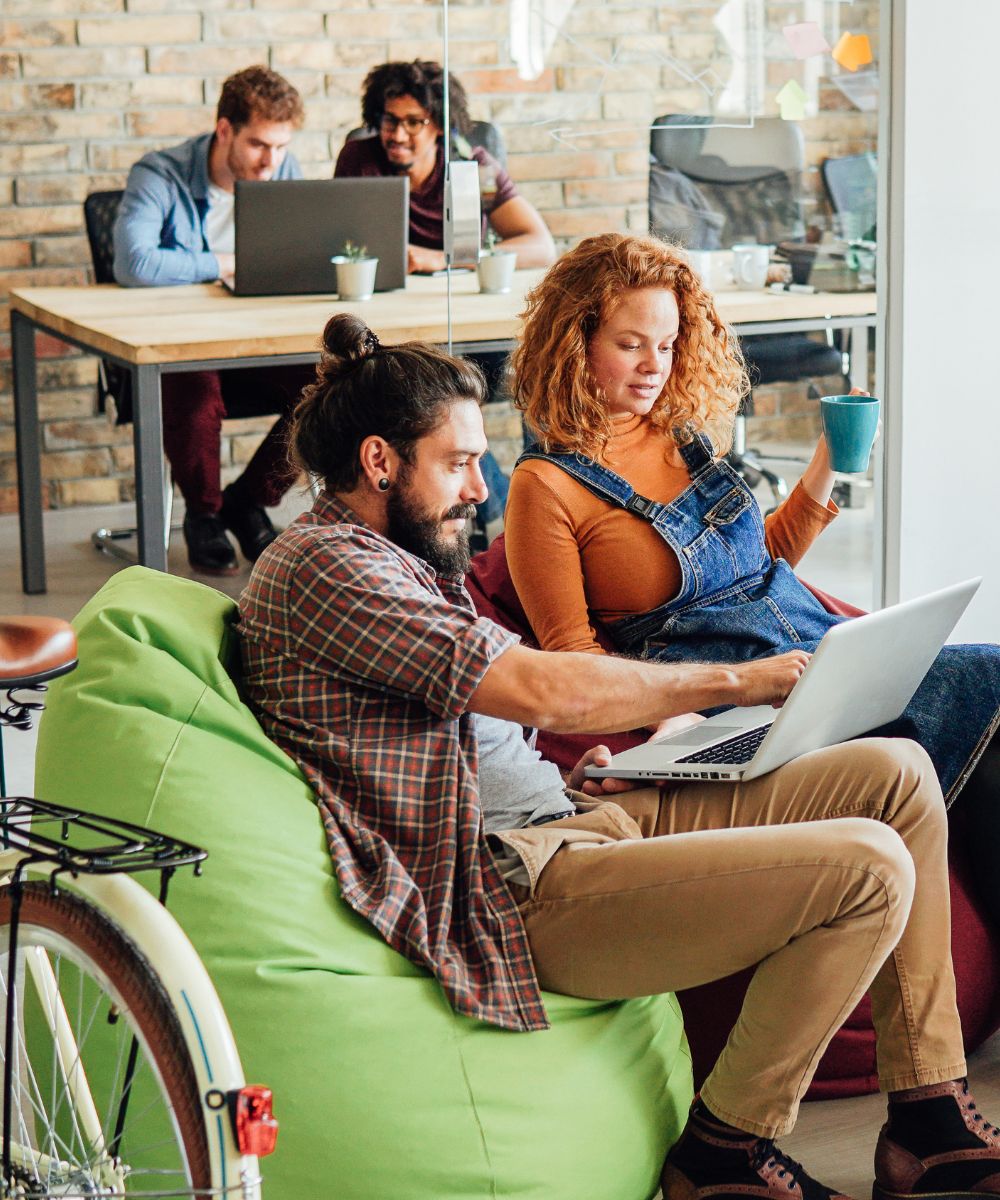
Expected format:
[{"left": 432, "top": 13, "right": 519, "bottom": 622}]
[
  {"left": 649, "top": 1032, "right": 1000, "bottom": 1200},
  {"left": 780, "top": 1032, "right": 1000, "bottom": 1197}
]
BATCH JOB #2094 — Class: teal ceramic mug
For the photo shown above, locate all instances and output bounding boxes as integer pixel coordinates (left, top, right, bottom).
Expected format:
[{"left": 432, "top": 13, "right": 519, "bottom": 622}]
[{"left": 820, "top": 394, "right": 880, "bottom": 473}]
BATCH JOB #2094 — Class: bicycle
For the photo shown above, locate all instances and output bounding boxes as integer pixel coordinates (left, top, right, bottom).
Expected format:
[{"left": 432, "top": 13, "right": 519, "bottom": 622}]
[{"left": 0, "top": 615, "right": 277, "bottom": 1199}]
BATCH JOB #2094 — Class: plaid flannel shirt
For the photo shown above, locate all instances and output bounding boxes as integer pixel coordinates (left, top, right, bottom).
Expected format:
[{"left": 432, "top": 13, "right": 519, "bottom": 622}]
[{"left": 237, "top": 493, "right": 550, "bottom": 1031}]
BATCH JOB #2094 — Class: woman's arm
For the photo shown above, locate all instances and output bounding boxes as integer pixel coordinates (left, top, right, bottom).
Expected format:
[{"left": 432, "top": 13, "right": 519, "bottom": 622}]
[
  {"left": 796, "top": 433, "right": 836, "bottom": 507},
  {"left": 764, "top": 386, "right": 873, "bottom": 564},
  {"left": 763, "top": 476, "right": 838, "bottom": 567},
  {"left": 505, "top": 465, "right": 608, "bottom": 654}
]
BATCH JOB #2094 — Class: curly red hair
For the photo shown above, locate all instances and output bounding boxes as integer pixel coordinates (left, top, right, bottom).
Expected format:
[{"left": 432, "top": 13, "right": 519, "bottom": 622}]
[{"left": 512, "top": 233, "right": 749, "bottom": 456}]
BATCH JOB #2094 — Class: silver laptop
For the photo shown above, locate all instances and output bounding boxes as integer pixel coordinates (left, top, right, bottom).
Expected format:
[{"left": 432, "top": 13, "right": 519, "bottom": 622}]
[
  {"left": 231, "top": 177, "right": 409, "bottom": 296},
  {"left": 585, "top": 578, "right": 981, "bottom": 784}
]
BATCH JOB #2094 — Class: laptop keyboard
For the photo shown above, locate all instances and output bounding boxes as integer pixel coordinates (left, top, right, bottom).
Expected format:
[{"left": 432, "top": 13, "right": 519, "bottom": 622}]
[{"left": 675, "top": 724, "right": 773, "bottom": 765}]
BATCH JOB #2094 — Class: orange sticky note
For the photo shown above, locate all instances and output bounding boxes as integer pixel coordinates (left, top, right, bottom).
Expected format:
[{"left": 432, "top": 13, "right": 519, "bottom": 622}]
[{"left": 832, "top": 32, "right": 873, "bottom": 72}]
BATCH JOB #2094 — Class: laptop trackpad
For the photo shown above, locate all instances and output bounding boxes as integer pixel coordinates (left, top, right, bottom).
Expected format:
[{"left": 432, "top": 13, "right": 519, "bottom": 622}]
[{"left": 655, "top": 723, "right": 746, "bottom": 749}]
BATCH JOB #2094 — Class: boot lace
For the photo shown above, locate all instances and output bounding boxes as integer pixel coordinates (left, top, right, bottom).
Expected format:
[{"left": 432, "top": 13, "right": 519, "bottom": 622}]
[
  {"left": 751, "top": 1140, "right": 811, "bottom": 1193},
  {"left": 961, "top": 1079, "right": 999, "bottom": 1136}
]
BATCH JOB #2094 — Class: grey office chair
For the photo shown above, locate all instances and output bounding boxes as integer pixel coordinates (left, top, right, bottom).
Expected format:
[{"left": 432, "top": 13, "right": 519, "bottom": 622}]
[
  {"left": 649, "top": 116, "right": 847, "bottom": 505},
  {"left": 83, "top": 190, "right": 177, "bottom": 563},
  {"left": 822, "top": 152, "right": 877, "bottom": 242}
]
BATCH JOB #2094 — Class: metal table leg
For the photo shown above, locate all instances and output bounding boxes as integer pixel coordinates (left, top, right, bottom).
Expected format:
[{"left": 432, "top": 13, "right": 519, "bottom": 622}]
[
  {"left": 12, "top": 311, "right": 46, "bottom": 595},
  {"left": 132, "top": 363, "right": 167, "bottom": 573}
]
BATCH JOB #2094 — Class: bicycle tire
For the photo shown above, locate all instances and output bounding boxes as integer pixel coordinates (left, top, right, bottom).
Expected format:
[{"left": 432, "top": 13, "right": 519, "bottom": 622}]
[{"left": 0, "top": 881, "right": 212, "bottom": 1198}]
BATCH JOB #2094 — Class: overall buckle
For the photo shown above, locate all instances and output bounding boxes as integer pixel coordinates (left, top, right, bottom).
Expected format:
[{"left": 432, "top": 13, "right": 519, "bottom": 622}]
[{"left": 626, "top": 493, "right": 656, "bottom": 517}]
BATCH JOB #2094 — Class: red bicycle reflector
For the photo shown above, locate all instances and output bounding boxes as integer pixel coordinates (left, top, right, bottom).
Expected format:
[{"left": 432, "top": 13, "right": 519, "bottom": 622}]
[{"left": 231, "top": 1085, "right": 278, "bottom": 1157}]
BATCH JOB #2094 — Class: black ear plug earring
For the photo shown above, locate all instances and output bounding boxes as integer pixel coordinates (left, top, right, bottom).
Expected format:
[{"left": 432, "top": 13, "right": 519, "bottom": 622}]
[{"left": 378, "top": 477, "right": 390, "bottom": 491}]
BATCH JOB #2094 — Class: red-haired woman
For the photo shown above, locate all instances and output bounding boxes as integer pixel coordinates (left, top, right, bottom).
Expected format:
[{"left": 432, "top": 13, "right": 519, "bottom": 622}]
[{"left": 505, "top": 232, "right": 999, "bottom": 878}]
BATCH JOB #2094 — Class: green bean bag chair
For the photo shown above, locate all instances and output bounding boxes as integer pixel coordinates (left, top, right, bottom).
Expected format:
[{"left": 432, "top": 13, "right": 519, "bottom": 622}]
[{"left": 36, "top": 566, "right": 692, "bottom": 1200}]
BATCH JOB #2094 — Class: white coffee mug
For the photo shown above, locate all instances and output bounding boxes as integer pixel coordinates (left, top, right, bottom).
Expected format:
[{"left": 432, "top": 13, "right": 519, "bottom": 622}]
[
  {"left": 731, "top": 243, "right": 770, "bottom": 290},
  {"left": 684, "top": 249, "right": 715, "bottom": 289}
]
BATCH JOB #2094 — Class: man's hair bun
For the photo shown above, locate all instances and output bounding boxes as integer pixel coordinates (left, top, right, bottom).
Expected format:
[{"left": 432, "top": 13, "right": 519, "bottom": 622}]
[{"left": 317, "top": 313, "right": 377, "bottom": 383}]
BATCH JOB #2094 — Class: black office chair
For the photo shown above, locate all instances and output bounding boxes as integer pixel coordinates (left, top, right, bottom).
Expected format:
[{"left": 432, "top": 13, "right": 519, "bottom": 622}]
[
  {"left": 821, "top": 152, "right": 877, "bottom": 243},
  {"left": 461, "top": 119, "right": 508, "bottom": 168},
  {"left": 83, "top": 191, "right": 132, "bottom": 422},
  {"left": 648, "top": 116, "right": 847, "bottom": 505},
  {"left": 83, "top": 190, "right": 176, "bottom": 562}
]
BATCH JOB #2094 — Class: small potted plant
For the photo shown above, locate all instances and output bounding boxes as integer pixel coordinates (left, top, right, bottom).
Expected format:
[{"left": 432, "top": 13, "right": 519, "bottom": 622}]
[
  {"left": 330, "top": 241, "right": 379, "bottom": 301},
  {"left": 476, "top": 228, "right": 517, "bottom": 295}
]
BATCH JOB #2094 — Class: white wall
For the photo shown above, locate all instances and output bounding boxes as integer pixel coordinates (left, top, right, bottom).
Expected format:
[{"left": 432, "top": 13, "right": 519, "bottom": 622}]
[{"left": 881, "top": 0, "right": 1000, "bottom": 641}]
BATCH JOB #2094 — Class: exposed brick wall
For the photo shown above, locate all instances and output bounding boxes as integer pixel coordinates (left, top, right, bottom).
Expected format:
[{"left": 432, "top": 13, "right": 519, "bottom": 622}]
[{"left": 0, "top": 0, "right": 877, "bottom": 515}]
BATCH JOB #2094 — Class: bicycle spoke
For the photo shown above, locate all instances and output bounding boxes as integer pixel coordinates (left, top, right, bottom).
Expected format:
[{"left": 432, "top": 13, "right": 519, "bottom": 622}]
[
  {"left": 0, "top": 890, "right": 211, "bottom": 1198},
  {"left": 103, "top": 994, "right": 132, "bottom": 1140},
  {"left": 0, "top": 957, "right": 99, "bottom": 1181},
  {"left": 37, "top": 954, "right": 103, "bottom": 1171}
]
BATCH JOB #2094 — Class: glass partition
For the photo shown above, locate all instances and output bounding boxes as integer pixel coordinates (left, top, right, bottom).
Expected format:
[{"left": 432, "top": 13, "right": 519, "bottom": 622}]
[{"left": 436, "top": 0, "right": 881, "bottom": 606}]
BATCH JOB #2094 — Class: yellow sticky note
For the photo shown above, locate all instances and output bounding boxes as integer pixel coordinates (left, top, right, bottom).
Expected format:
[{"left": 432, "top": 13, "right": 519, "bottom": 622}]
[
  {"left": 776, "top": 79, "right": 807, "bottom": 121},
  {"left": 832, "top": 32, "right": 873, "bottom": 72}
]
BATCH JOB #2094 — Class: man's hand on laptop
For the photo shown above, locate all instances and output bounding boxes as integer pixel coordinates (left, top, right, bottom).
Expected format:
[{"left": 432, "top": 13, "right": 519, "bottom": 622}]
[
  {"left": 731, "top": 649, "right": 811, "bottom": 708},
  {"left": 215, "top": 252, "right": 236, "bottom": 289},
  {"left": 407, "top": 244, "right": 446, "bottom": 274},
  {"left": 567, "top": 745, "right": 640, "bottom": 796},
  {"left": 648, "top": 712, "right": 706, "bottom": 744}
]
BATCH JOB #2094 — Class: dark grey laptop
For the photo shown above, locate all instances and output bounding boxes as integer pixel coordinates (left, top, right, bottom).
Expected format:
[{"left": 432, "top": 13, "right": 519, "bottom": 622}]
[{"left": 232, "top": 177, "right": 409, "bottom": 296}]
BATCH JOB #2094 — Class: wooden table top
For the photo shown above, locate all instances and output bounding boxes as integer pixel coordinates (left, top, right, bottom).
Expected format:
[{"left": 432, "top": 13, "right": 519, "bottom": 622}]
[{"left": 9, "top": 271, "right": 877, "bottom": 367}]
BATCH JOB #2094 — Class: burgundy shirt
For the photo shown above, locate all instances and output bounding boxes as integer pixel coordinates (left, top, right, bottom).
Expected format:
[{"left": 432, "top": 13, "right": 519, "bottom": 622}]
[
  {"left": 237, "top": 492, "right": 550, "bottom": 1032},
  {"left": 334, "top": 135, "right": 518, "bottom": 249}
]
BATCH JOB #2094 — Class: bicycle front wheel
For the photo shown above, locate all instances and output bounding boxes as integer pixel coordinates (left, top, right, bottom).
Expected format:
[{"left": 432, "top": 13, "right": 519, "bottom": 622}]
[{"left": 0, "top": 881, "right": 212, "bottom": 1198}]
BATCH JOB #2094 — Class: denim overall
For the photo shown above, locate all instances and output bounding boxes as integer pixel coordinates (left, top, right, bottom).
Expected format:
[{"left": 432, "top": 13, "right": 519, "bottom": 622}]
[{"left": 519, "top": 433, "right": 1000, "bottom": 802}]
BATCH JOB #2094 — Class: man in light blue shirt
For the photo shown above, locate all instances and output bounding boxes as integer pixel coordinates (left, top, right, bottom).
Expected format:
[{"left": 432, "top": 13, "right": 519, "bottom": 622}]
[{"left": 113, "top": 65, "right": 313, "bottom": 576}]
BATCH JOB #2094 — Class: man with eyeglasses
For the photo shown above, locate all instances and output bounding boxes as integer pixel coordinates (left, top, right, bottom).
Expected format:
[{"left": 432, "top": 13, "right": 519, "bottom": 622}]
[
  {"left": 334, "top": 60, "right": 555, "bottom": 275},
  {"left": 335, "top": 60, "right": 554, "bottom": 538}
]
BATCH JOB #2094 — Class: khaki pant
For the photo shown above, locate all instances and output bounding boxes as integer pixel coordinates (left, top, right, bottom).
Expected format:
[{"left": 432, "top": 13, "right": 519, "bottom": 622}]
[{"left": 496, "top": 738, "right": 965, "bottom": 1137}]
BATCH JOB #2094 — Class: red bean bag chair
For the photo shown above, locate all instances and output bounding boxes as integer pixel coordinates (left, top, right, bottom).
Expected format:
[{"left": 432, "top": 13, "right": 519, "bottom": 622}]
[{"left": 466, "top": 534, "right": 1000, "bottom": 1099}]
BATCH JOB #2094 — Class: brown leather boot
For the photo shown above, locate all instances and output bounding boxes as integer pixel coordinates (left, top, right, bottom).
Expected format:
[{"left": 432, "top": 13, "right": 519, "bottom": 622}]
[
  {"left": 874, "top": 1079, "right": 1000, "bottom": 1200},
  {"left": 662, "top": 1100, "right": 856, "bottom": 1200}
]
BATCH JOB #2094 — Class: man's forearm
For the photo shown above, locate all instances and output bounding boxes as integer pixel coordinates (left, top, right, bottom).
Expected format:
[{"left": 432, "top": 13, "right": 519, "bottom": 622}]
[
  {"left": 499, "top": 230, "right": 556, "bottom": 269},
  {"left": 471, "top": 645, "right": 741, "bottom": 733},
  {"left": 113, "top": 239, "right": 220, "bottom": 287},
  {"left": 536, "top": 654, "right": 743, "bottom": 733},
  {"left": 470, "top": 642, "right": 809, "bottom": 733}
]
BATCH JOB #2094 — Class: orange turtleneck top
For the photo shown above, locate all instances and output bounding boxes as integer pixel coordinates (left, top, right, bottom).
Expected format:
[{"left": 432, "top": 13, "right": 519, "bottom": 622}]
[{"left": 504, "top": 413, "right": 837, "bottom": 655}]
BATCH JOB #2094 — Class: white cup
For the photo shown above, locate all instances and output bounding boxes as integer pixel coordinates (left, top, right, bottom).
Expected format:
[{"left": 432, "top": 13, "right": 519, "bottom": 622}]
[
  {"left": 731, "top": 243, "right": 770, "bottom": 290},
  {"left": 476, "top": 249, "right": 516, "bottom": 294},
  {"left": 685, "top": 249, "right": 715, "bottom": 289}
]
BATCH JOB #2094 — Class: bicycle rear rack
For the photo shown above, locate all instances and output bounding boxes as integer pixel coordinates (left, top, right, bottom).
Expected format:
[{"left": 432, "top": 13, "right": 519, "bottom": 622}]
[
  {"left": 0, "top": 796, "right": 207, "bottom": 888},
  {"left": 0, "top": 798, "right": 208, "bottom": 1196}
]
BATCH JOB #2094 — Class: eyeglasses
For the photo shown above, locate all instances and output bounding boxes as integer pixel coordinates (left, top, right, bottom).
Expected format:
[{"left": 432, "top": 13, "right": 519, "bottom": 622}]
[{"left": 379, "top": 113, "right": 432, "bottom": 135}]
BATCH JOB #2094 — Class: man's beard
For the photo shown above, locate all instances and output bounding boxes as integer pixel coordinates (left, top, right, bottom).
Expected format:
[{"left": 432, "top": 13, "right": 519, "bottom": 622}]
[
  {"left": 229, "top": 150, "right": 269, "bottom": 182},
  {"left": 386, "top": 477, "right": 477, "bottom": 576}
]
